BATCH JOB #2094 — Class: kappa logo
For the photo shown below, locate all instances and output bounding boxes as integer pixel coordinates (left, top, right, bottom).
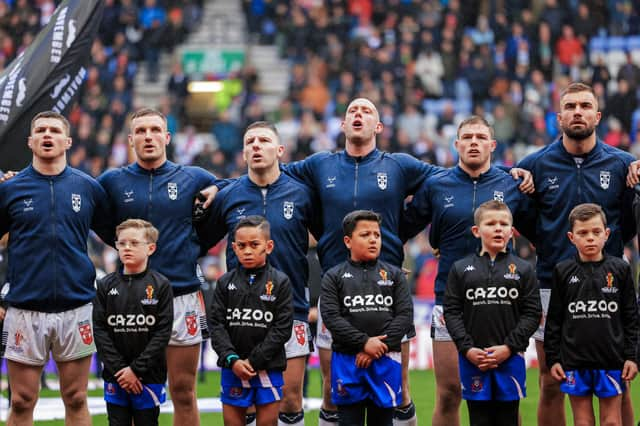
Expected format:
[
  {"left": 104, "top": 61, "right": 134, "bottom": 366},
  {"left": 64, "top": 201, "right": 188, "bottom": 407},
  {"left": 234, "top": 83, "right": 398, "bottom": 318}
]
[
  {"left": 326, "top": 176, "right": 336, "bottom": 188},
  {"left": 23, "top": 198, "right": 33, "bottom": 212},
  {"left": 227, "top": 283, "right": 237, "bottom": 291},
  {"left": 493, "top": 191, "right": 504, "bottom": 202},
  {"left": 283, "top": 201, "right": 294, "bottom": 220},
  {"left": 377, "top": 172, "right": 387, "bottom": 190},
  {"left": 168, "top": 182, "right": 178, "bottom": 200},
  {"left": 341, "top": 272, "right": 353, "bottom": 279},
  {"left": 108, "top": 288, "right": 119, "bottom": 296},
  {"left": 600, "top": 171, "right": 611, "bottom": 190},
  {"left": 464, "top": 265, "right": 475, "bottom": 272},
  {"left": 71, "top": 193, "right": 81, "bottom": 212},
  {"left": 569, "top": 275, "right": 580, "bottom": 284}
]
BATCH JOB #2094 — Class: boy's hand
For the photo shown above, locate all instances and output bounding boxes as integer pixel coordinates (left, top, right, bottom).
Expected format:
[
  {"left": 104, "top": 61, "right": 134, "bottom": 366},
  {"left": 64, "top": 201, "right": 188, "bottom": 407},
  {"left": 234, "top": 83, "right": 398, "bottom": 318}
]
[
  {"left": 622, "top": 360, "right": 638, "bottom": 381},
  {"left": 550, "top": 363, "right": 566, "bottom": 382},
  {"left": 466, "top": 347, "right": 491, "bottom": 371},
  {"left": 231, "top": 359, "right": 256, "bottom": 381},
  {"left": 0, "top": 170, "right": 17, "bottom": 183},
  {"left": 115, "top": 367, "right": 143, "bottom": 394},
  {"left": 355, "top": 352, "right": 373, "bottom": 368},
  {"left": 364, "top": 335, "right": 388, "bottom": 358},
  {"left": 483, "top": 345, "right": 512, "bottom": 367}
]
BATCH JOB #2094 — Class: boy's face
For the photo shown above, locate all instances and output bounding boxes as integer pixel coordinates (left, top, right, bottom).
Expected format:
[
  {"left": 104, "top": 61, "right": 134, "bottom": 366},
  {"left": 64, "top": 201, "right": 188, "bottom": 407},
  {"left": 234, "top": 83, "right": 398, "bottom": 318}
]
[
  {"left": 567, "top": 215, "right": 609, "bottom": 261},
  {"left": 471, "top": 210, "right": 513, "bottom": 255},
  {"left": 232, "top": 226, "right": 273, "bottom": 269},
  {"left": 345, "top": 220, "right": 381, "bottom": 262},
  {"left": 116, "top": 228, "right": 156, "bottom": 270}
]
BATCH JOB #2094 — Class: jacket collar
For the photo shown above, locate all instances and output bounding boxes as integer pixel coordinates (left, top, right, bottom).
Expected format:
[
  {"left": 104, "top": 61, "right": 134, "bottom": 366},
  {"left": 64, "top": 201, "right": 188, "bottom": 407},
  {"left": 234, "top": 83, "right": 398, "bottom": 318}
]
[
  {"left": 128, "top": 160, "right": 174, "bottom": 175},
  {"left": 342, "top": 148, "right": 380, "bottom": 164},
  {"left": 27, "top": 164, "right": 71, "bottom": 179},
  {"left": 453, "top": 165, "right": 500, "bottom": 181}
]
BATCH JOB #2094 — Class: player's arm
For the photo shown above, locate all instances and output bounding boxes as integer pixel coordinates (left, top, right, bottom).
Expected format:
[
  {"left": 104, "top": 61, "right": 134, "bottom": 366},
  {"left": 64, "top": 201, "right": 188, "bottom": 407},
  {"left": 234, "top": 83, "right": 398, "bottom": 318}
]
[
  {"left": 209, "top": 273, "right": 239, "bottom": 364},
  {"left": 282, "top": 157, "right": 317, "bottom": 189},
  {"left": 504, "top": 265, "right": 541, "bottom": 354},
  {"left": 90, "top": 179, "right": 116, "bottom": 246},
  {"left": 620, "top": 185, "right": 637, "bottom": 244},
  {"left": 129, "top": 278, "right": 174, "bottom": 377},
  {"left": 194, "top": 189, "right": 229, "bottom": 256},
  {"left": 399, "top": 180, "right": 433, "bottom": 242},
  {"left": 92, "top": 279, "right": 128, "bottom": 376},
  {"left": 0, "top": 188, "right": 9, "bottom": 236},
  {"left": 320, "top": 269, "right": 369, "bottom": 353},
  {"left": 394, "top": 153, "right": 444, "bottom": 195},
  {"left": 620, "top": 265, "right": 639, "bottom": 370},
  {"left": 248, "top": 275, "right": 294, "bottom": 369},
  {"left": 543, "top": 267, "right": 565, "bottom": 370},
  {"left": 382, "top": 268, "right": 413, "bottom": 349},
  {"left": 443, "top": 265, "right": 474, "bottom": 355}
]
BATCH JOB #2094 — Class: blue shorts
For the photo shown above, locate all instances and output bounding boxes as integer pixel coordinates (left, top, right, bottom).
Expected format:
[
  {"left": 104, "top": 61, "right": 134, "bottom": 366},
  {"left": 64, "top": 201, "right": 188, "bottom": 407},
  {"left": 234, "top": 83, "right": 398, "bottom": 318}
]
[
  {"left": 561, "top": 369, "right": 625, "bottom": 398},
  {"left": 331, "top": 351, "right": 402, "bottom": 408},
  {"left": 103, "top": 382, "right": 166, "bottom": 409},
  {"left": 459, "top": 353, "right": 526, "bottom": 401},
  {"left": 220, "top": 368, "right": 283, "bottom": 407}
]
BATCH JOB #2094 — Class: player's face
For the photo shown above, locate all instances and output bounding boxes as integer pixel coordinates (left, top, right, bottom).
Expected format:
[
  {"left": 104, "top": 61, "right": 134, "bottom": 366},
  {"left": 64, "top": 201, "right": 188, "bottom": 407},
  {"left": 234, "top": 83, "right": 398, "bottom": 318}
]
[
  {"left": 454, "top": 123, "right": 496, "bottom": 171},
  {"left": 28, "top": 117, "right": 71, "bottom": 160},
  {"left": 472, "top": 210, "right": 513, "bottom": 256},
  {"left": 242, "top": 127, "right": 284, "bottom": 171},
  {"left": 341, "top": 98, "right": 383, "bottom": 145},
  {"left": 232, "top": 226, "right": 274, "bottom": 269},
  {"left": 557, "top": 91, "right": 601, "bottom": 141},
  {"left": 567, "top": 216, "right": 609, "bottom": 262},
  {"left": 116, "top": 227, "right": 156, "bottom": 272},
  {"left": 345, "top": 220, "right": 381, "bottom": 263},
  {"left": 129, "top": 114, "right": 170, "bottom": 168}
]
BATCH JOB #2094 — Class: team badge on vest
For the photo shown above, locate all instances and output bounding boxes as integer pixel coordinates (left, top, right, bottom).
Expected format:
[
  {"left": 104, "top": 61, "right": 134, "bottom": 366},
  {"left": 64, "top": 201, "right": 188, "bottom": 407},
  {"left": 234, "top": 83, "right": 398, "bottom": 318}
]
[
  {"left": 260, "top": 281, "right": 276, "bottom": 301},
  {"left": 600, "top": 171, "right": 610, "bottom": 189},
  {"left": 141, "top": 284, "right": 159, "bottom": 305},
  {"left": 283, "top": 201, "right": 294, "bottom": 220},
  {"left": 493, "top": 191, "right": 504, "bottom": 202},
  {"left": 602, "top": 272, "right": 618, "bottom": 294},
  {"left": 377, "top": 172, "right": 387, "bottom": 190},
  {"left": 504, "top": 263, "right": 520, "bottom": 280},
  {"left": 71, "top": 193, "right": 81, "bottom": 212},
  {"left": 294, "top": 323, "right": 306, "bottom": 345},
  {"left": 471, "top": 376, "right": 483, "bottom": 392},
  {"left": 78, "top": 320, "right": 93, "bottom": 345},
  {"left": 168, "top": 182, "right": 178, "bottom": 200}
]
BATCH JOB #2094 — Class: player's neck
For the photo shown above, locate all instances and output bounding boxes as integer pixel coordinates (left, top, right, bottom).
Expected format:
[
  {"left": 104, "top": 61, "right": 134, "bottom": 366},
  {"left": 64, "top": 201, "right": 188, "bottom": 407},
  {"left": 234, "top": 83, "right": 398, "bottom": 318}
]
[
  {"left": 577, "top": 251, "right": 604, "bottom": 263},
  {"left": 136, "top": 157, "right": 167, "bottom": 171},
  {"left": 459, "top": 161, "right": 490, "bottom": 178},
  {"left": 346, "top": 139, "right": 376, "bottom": 158},
  {"left": 249, "top": 165, "right": 280, "bottom": 187},
  {"left": 32, "top": 156, "right": 67, "bottom": 176},
  {"left": 124, "top": 261, "right": 148, "bottom": 275},
  {"left": 562, "top": 134, "right": 596, "bottom": 156},
  {"left": 480, "top": 248, "right": 504, "bottom": 260}
]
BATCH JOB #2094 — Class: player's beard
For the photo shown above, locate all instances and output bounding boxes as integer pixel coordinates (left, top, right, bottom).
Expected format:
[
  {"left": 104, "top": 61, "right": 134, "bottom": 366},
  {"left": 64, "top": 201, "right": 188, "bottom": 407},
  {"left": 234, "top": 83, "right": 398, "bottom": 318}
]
[{"left": 563, "top": 124, "right": 595, "bottom": 141}]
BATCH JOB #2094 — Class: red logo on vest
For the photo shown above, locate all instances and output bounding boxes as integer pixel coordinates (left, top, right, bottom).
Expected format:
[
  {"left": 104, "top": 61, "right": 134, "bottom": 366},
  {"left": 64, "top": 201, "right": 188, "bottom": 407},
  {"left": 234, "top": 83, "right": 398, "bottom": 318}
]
[
  {"left": 294, "top": 323, "right": 306, "bottom": 345},
  {"left": 185, "top": 312, "right": 198, "bottom": 336},
  {"left": 78, "top": 320, "right": 93, "bottom": 345}
]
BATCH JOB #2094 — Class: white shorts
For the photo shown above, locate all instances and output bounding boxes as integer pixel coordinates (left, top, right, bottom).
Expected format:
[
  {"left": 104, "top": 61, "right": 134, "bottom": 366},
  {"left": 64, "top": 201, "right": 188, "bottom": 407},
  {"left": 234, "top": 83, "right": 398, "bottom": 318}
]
[
  {"left": 316, "top": 298, "right": 411, "bottom": 351},
  {"left": 2, "top": 303, "right": 96, "bottom": 365},
  {"left": 431, "top": 304, "right": 453, "bottom": 341},
  {"left": 285, "top": 320, "right": 312, "bottom": 359},
  {"left": 533, "top": 288, "right": 551, "bottom": 341},
  {"left": 170, "top": 291, "right": 207, "bottom": 346}
]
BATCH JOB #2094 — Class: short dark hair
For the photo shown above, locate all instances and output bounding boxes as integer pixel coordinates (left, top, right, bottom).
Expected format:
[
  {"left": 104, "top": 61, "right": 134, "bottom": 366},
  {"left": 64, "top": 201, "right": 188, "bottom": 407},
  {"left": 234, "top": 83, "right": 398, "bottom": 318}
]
[
  {"left": 473, "top": 200, "right": 513, "bottom": 225},
  {"left": 245, "top": 121, "right": 279, "bottom": 137},
  {"left": 129, "top": 107, "right": 167, "bottom": 128},
  {"left": 31, "top": 111, "right": 70, "bottom": 136},
  {"left": 568, "top": 203, "right": 607, "bottom": 230},
  {"left": 457, "top": 115, "right": 494, "bottom": 139},
  {"left": 560, "top": 82, "right": 598, "bottom": 107},
  {"left": 116, "top": 218, "right": 159, "bottom": 243},
  {"left": 342, "top": 210, "right": 381, "bottom": 237},
  {"left": 233, "top": 215, "right": 271, "bottom": 239}
]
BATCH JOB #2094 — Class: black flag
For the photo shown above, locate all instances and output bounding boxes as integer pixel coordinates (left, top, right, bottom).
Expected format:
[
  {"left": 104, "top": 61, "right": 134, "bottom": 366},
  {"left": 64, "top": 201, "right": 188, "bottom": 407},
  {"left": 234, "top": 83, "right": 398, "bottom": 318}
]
[{"left": 0, "top": 0, "right": 104, "bottom": 171}]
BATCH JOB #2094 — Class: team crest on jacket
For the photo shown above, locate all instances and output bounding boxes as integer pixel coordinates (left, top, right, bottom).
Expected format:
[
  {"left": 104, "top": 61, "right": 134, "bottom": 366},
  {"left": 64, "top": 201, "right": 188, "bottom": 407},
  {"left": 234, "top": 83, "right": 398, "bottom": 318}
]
[
  {"left": 141, "top": 284, "right": 159, "bottom": 305},
  {"left": 168, "top": 182, "right": 178, "bottom": 200},
  {"left": 377, "top": 172, "right": 387, "bottom": 190},
  {"left": 602, "top": 272, "right": 618, "bottom": 294},
  {"left": 185, "top": 311, "right": 198, "bottom": 336},
  {"left": 471, "top": 376, "right": 483, "bottom": 392},
  {"left": 504, "top": 263, "right": 520, "bottom": 280},
  {"left": 283, "top": 201, "right": 294, "bottom": 220},
  {"left": 600, "top": 171, "right": 610, "bottom": 189},
  {"left": 294, "top": 323, "right": 306, "bottom": 345},
  {"left": 260, "top": 281, "right": 276, "bottom": 301},
  {"left": 377, "top": 269, "right": 394, "bottom": 286},
  {"left": 71, "top": 194, "right": 81, "bottom": 212},
  {"left": 336, "top": 379, "right": 348, "bottom": 396},
  {"left": 493, "top": 191, "right": 504, "bottom": 202},
  {"left": 78, "top": 320, "right": 93, "bottom": 345}
]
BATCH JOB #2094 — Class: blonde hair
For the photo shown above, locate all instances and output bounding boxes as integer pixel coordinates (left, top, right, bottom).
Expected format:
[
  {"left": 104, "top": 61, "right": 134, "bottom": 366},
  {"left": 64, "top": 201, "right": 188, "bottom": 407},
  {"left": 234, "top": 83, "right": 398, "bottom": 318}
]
[{"left": 115, "top": 219, "right": 159, "bottom": 243}]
